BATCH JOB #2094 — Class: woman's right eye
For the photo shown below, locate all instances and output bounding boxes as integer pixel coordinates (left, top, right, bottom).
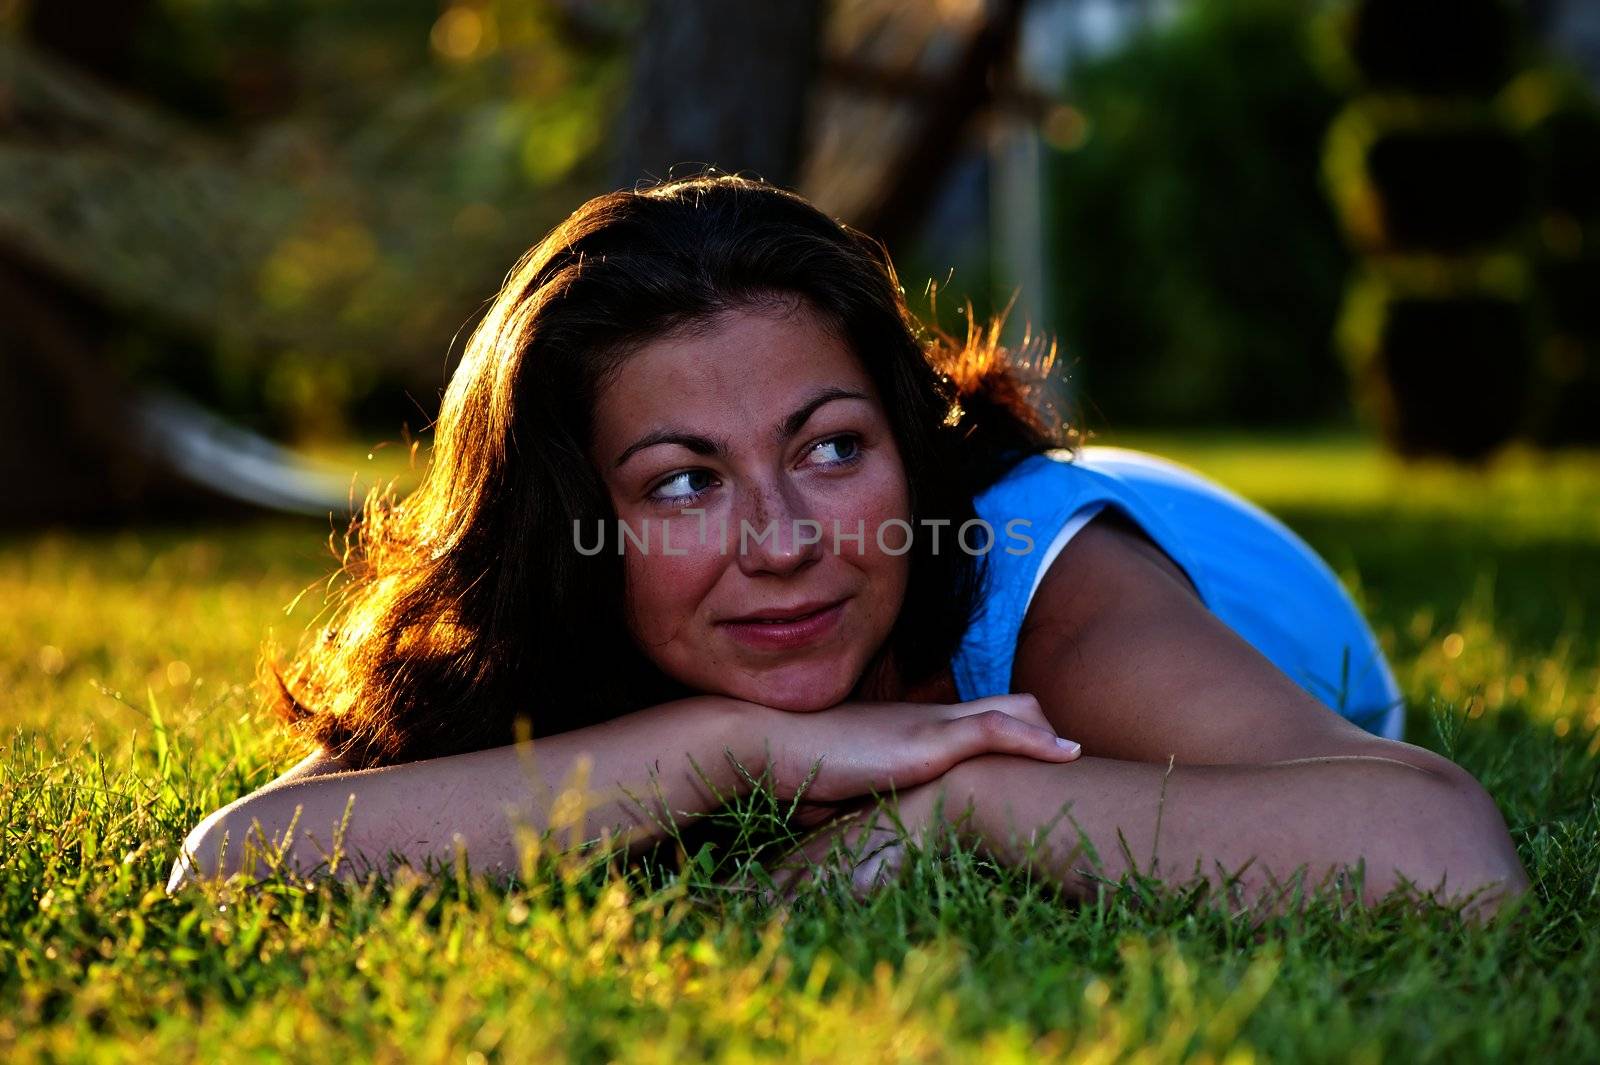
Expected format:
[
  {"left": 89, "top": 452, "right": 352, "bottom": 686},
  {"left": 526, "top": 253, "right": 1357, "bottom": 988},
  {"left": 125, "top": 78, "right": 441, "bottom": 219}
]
[{"left": 649, "top": 469, "right": 716, "bottom": 504}]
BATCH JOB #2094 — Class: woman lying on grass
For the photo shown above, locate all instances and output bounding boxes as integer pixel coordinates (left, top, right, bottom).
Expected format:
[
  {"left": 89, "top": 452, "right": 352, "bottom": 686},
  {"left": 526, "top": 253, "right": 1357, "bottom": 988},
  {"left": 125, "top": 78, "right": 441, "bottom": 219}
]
[{"left": 169, "top": 174, "right": 1528, "bottom": 917}]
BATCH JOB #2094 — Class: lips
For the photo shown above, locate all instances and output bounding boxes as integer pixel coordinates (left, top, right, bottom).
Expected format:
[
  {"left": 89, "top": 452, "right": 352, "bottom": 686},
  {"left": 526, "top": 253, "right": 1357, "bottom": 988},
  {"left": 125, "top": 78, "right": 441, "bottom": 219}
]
[
  {"left": 717, "top": 598, "right": 848, "bottom": 651},
  {"left": 721, "top": 599, "right": 845, "bottom": 625}
]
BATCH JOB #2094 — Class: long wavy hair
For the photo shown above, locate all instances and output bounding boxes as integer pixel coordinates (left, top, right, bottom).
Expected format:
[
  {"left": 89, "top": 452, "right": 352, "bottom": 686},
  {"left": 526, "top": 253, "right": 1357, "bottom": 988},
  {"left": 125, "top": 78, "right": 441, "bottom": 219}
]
[{"left": 271, "top": 173, "right": 1072, "bottom": 769}]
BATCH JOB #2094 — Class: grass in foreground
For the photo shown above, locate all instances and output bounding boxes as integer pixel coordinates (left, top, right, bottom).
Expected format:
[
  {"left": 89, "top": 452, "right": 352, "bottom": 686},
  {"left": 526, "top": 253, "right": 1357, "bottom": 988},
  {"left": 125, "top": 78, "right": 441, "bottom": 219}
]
[{"left": 3, "top": 433, "right": 1599, "bottom": 1061}]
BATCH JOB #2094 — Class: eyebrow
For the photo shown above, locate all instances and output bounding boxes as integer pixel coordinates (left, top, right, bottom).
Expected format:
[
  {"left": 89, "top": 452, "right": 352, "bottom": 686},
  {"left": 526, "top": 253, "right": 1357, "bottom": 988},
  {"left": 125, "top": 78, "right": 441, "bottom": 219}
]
[{"left": 612, "top": 386, "right": 870, "bottom": 469}]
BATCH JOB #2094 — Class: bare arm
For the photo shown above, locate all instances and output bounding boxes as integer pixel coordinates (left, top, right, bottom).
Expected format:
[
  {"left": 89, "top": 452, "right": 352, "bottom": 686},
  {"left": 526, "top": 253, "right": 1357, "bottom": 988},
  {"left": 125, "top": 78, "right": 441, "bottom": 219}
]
[
  {"left": 933, "top": 750, "right": 1526, "bottom": 915},
  {"left": 1000, "top": 513, "right": 1527, "bottom": 912},
  {"left": 169, "top": 696, "right": 756, "bottom": 889},
  {"left": 168, "top": 692, "right": 1080, "bottom": 890},
  {"left": 789, "top": 513, "right": 1527, "bottom": 914}
]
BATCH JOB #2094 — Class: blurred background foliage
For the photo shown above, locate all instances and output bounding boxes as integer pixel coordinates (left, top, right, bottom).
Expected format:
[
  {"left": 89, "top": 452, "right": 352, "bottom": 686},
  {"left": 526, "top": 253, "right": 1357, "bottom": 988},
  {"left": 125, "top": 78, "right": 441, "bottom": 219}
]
[
  {"left": 1044, "top": 0, "right": 1349, "bottom": 429},
  {"left": 1, "top": 0, "right": 627, "bottom": 441},
  {"left": 1046, "top": 0, "right": 1600, "bottom": 448},
  {"left": 1319, "top": 0, "right": 1600, "bottom": 458}
]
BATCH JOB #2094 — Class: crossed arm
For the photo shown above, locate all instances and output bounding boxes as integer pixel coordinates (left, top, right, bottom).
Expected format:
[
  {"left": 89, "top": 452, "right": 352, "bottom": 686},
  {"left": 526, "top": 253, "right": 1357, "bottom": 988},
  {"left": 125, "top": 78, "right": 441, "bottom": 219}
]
[
  {"left": 809, "top": 748, "right": 1526, "bottom": 918},
  {"left": 170, "top": 514, "right": 1529, "bottom": 916},
  {"left": 165, "top": 693, "right": 1080, "bottom": 890}
]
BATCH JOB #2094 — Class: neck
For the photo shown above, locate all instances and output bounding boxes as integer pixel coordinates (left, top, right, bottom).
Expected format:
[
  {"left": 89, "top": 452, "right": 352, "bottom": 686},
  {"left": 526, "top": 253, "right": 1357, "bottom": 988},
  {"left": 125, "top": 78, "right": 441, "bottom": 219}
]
[
  {"left": 851, "top": 651, "right": 957, "bottom": 704},
  {"left": 850, "top": 655, "right": 899, "bottom": 701}
]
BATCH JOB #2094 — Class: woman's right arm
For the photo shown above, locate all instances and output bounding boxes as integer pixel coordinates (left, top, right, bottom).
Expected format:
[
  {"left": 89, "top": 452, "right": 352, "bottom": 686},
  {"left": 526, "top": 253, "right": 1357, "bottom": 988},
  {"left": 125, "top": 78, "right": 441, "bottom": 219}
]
[{"left": 168, "top": 692, "right": 1079, "bottom": 889}]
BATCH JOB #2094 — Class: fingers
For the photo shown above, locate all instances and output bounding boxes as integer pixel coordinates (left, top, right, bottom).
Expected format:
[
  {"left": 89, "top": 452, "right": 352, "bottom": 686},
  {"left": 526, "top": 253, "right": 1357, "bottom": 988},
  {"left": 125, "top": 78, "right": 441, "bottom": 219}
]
[
  {"left": 767, "top": 822, "right": 849, "bottom": 902},
  {"left": 945, "top": 692, "right": 1053, "bottom": 732},
  {"left": 767, "top": 812, "right": 907, "bottom": 905},
  {"left": 947, "top": 694, "right": 1083, "bottom": 761},
  {"left": 948, "top": 708, "right": 1082, "bottom": 764},
  {"left": 783, "top": 694, "right": 1080, "bottom": 803}
]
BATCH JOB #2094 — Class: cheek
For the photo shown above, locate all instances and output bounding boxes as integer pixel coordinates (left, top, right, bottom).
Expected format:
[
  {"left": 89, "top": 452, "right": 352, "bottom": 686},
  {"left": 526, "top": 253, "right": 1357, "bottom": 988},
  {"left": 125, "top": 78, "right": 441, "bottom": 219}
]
[
  {"left": 821, "top": 447, "right": 912, "bottom": 532},
  {"left": 823, "top": 462, "right": 913, "bottom": 616},
  {"left": 620, "top": 531, "right": 726, "bottom": 646}
]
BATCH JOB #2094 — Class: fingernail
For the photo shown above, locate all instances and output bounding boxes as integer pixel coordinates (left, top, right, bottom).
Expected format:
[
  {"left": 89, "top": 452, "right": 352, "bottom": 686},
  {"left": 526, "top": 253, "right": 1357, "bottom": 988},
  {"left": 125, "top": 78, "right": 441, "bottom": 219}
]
[{"left": 1055, "top": 737, "right": 1081, "bottom": 755}]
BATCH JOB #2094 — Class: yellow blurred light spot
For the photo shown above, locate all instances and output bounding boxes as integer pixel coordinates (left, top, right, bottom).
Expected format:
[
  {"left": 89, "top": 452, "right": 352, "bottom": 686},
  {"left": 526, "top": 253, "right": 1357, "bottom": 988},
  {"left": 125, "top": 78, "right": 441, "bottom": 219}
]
[
  {"left": 432, "top": 6, "right": 485, "bottom": 61},
  {"left": 1407, "top": 609, "right": 1435, "bottom": 641},
  {"left": 166, "top": 661, "right": 192, "bottom": 686},
  {"left": 1442, "top": 633, "right": 1465, "bottom": 659},
  {"left": 323, "top": 225, "right": 378, "bottom": 275},
  {"left": 1508, "top": 675, "right": 1529, "bottom": 698},
  {"left": 520, "top": 104, "right": 597, "bottom": 184},
  {"left": 1499, "top": 69, "right": 1561, "bottom": 128},
  {"left": 37, "top": 645, "right": 65, "bottom": 675},
  {"left": 1043, "top": 104, "right": 1091, "bottom": 151},
  {"left": 1083, "top": 979, "right": 1110, "bottom": 1007},
  {"left": 259, "top": 254, "right": 313, "bottom": 310},
  {"left": 1554, "top": 718, "right": 1571, "bottom": 737}
]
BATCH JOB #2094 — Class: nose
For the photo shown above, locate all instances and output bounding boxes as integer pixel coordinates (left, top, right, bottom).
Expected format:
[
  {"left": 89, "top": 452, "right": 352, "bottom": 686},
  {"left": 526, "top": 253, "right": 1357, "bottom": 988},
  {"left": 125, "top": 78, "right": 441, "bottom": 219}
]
[{"left": 734, "top": 477, "right": 823, "bottom": 579}]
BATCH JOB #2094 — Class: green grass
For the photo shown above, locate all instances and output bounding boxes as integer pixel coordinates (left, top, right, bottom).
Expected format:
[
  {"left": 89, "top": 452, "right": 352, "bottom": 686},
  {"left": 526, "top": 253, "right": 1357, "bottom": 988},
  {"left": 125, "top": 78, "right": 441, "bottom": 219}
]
[{"left": 4, "top": 433, "right": 1599, "bottom": 1061}]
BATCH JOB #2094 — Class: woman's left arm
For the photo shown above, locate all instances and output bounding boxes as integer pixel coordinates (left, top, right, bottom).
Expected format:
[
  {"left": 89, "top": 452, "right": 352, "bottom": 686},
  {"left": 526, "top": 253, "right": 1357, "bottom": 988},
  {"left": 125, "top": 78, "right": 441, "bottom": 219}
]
[
  {"left": 780, "top": 512, "right": 1528, "bottom": 915},
  {"left": 773, "top": 745, "right": 1525, "bottom": 915},
  {"left": 981, "top": 511, "right": 1526, "bottom": 914},
  {"left": 928, "top": 748, "right": 1525, "bottom": 915}
]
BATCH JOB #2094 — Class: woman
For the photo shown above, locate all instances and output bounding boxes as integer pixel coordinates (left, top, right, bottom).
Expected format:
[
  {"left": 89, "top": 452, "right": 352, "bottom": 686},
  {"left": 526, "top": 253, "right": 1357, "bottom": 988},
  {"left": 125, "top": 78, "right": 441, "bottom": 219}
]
[{"left": 170, "top": 175, "right": 1527, "bottom": 915}]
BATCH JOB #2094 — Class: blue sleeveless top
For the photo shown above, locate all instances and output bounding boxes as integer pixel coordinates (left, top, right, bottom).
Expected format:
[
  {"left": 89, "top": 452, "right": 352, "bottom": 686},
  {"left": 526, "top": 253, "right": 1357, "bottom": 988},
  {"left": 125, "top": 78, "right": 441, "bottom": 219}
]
[{"left": 950, "top": 447, "right": 1405, "bottom": 741}]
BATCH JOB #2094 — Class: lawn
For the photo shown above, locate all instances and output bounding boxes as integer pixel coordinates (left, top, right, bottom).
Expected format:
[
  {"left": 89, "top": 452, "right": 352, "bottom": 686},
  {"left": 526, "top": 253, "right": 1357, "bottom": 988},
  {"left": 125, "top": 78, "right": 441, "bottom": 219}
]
[{"left": 3, "top": 433, "right": 1598, "bottom": 1061}]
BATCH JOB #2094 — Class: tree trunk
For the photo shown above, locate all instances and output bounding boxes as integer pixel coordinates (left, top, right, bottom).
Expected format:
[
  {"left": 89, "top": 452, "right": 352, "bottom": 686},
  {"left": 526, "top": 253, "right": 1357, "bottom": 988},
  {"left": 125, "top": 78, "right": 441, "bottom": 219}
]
[{"left": 614, "top": 0, "right": 824, "bottom": 189}]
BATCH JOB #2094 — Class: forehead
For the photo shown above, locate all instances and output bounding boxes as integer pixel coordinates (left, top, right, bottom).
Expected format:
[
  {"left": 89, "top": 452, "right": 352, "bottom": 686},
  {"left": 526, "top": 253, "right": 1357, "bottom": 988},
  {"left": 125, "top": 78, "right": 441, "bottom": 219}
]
[{"left": 593, "top": 302, "right": 876, "bottom": 444}]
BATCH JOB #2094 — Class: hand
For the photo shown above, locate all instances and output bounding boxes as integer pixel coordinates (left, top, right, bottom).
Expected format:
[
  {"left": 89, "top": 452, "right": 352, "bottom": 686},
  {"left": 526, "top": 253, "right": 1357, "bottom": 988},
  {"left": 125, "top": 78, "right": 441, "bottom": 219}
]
[
  {"left": 767, "top": 781, "right": 950, "bottom": 902},
  {"left": 750, "top": 693, "right": 1080, "bottom": 826}
]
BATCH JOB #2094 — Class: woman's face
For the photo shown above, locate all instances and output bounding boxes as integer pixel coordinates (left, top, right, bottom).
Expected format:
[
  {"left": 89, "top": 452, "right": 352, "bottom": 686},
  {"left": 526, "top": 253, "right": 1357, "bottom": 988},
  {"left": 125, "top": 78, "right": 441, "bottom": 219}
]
[{"left": 589, "top": 300, "right": 912, "bottom": 711}]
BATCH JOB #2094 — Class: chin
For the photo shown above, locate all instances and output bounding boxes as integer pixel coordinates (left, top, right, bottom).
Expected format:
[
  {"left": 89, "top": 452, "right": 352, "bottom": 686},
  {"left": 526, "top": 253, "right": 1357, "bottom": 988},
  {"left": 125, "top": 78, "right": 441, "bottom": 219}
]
[{"left": 734, "top": 660, "right": 861, "bottom": 712}]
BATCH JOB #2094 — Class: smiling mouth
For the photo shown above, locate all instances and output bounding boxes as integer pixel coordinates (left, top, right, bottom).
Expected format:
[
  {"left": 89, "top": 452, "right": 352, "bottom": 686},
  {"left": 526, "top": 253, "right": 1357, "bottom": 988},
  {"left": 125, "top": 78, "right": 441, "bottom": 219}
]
[
  {"left": 746, "top": 608, "right": 829, "bottom": 624},
  {"left": 717, "top": 599, "right": 849, "bottom": 650},
  {"left": 720, "top": 598, "right": 847, "bottom": 626}
]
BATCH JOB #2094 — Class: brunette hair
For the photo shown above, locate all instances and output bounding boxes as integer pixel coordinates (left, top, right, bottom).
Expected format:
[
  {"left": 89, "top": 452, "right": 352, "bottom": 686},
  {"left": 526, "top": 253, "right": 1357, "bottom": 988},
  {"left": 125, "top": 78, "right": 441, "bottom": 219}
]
[{"left": 272, "top": 173, "right": 1070, "bottom": 768}]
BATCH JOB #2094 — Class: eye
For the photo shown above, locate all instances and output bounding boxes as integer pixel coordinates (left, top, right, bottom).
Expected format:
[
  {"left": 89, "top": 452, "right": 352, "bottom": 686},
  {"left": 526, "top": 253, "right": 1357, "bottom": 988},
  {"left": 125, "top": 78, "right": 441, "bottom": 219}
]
[
  {"left": 804, "top": 434, "right": 861, "bottom": 467},
  {"left": 649, "top": 468, "right": 716, "bottom": 503},
  {"left": 646, "top": 437, "right": 858, "bottom": 503}
]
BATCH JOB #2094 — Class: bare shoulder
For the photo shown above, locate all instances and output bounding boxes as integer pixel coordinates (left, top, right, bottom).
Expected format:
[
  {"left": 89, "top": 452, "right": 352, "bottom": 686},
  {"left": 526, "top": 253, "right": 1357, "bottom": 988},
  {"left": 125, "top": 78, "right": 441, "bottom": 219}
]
[
  {"left": 1012, "top": 508, "right": 1201, "bottom": 661},
  {"left": 1011, "top": 509, "right": 1422, "bottom": 767},
  {"left": 261, "top": 748, "right": 352, "bottom": 789}
]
